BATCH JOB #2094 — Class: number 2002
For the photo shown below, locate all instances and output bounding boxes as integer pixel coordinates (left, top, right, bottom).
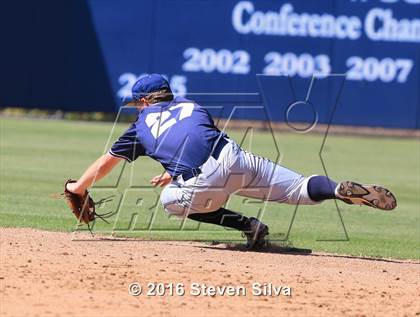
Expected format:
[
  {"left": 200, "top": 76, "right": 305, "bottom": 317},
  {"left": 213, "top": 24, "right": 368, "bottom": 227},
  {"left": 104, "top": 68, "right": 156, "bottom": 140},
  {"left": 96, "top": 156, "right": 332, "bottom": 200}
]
[{"left": 182, "top": 47, "right": 250, "bottom": 74}]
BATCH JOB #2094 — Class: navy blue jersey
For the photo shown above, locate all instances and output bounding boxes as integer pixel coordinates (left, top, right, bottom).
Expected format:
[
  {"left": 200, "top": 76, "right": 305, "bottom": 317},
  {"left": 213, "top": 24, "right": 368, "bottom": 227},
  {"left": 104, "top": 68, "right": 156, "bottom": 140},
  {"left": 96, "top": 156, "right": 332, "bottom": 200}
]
[{"left": 109, "top": 97, "right": 226, "bottom": 177}]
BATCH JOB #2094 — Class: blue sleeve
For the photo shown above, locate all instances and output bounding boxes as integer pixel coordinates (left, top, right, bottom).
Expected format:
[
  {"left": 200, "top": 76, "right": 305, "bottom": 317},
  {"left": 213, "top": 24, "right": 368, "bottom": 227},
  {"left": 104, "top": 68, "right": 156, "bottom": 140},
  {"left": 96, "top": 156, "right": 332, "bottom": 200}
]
[{"left": 109, "top": 124, "right": 145, "bottom": 162}]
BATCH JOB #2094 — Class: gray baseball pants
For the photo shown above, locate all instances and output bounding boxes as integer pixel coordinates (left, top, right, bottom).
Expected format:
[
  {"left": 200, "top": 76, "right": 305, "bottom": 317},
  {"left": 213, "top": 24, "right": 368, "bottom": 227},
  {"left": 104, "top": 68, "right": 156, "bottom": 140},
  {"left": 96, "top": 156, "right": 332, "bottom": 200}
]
[{"left": 160, "top": 139, "right": 319, "bottom": 216}]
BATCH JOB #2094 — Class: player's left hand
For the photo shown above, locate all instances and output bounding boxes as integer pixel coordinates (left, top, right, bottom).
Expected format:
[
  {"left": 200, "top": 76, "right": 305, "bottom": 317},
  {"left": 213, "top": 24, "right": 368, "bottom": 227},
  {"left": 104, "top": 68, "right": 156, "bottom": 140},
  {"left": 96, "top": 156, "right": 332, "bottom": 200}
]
[
  {"left": 150, "top": 172, "right": 172, "bottom": 187},
  {"left": 64, "top": 179, "right": 96, "bottom": 224}
]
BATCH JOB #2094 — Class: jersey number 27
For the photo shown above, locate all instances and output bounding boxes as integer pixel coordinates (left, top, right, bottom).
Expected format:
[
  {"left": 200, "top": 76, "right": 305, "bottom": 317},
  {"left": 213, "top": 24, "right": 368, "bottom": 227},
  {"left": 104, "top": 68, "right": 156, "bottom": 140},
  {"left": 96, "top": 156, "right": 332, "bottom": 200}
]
[{"left": 145, "top": 103, "right": 194, "bottom": 139}]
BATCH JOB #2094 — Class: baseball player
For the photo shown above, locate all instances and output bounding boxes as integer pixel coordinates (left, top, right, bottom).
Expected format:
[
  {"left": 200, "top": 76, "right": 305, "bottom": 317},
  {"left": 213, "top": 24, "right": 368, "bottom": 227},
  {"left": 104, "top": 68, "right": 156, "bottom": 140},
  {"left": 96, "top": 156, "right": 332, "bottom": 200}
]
[{"left": 65, "top": 74, "right": 397, "bottom": 249}]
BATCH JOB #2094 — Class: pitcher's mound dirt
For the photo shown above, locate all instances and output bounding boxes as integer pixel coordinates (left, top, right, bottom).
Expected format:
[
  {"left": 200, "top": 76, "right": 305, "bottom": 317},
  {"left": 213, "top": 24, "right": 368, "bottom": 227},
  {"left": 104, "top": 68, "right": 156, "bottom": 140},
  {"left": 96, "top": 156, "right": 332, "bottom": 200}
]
[{"left": 1, "top": 228, "right": 419, "bottom": 317}]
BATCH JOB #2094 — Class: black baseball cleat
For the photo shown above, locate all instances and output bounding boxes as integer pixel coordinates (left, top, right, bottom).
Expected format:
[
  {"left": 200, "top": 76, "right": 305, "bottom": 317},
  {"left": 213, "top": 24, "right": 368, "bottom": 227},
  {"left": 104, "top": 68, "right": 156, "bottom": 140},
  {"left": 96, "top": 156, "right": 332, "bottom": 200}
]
[
  {"left": 335, "top": 181, "right": 397, "bottom": 211},
  {"left": 243, "top": 217, "right": 269, "bottom": 250}
]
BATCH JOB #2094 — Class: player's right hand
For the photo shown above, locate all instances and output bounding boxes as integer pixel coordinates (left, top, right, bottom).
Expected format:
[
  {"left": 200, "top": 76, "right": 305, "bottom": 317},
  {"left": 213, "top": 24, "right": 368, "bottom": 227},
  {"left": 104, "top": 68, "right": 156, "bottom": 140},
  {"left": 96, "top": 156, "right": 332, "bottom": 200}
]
[{"left": 150, "top": 172, "right": 172, "bottom": 187}]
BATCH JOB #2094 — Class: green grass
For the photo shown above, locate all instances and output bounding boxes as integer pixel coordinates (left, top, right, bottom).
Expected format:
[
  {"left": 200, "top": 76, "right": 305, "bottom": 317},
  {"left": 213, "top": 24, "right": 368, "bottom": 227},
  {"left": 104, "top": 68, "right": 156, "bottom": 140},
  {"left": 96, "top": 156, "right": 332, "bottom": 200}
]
[{"left": 1, "top": 117, "right": 419, "bottom": 259}]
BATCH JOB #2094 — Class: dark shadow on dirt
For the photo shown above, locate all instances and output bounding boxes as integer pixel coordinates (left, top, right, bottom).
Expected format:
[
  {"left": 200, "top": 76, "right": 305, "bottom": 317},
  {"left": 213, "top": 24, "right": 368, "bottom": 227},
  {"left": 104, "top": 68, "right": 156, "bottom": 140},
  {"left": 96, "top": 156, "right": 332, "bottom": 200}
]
[
  {"left": 198, "top": 241, "right": 418, "bottom": 264},
  {"left": 199, "top": 241, "right": 313, "bottom": 255}
]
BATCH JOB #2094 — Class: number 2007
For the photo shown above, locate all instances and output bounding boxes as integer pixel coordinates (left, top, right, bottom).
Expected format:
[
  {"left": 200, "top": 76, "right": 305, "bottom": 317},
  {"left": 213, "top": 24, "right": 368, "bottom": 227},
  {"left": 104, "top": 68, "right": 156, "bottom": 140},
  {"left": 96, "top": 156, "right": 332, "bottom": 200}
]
[{"left": 346, "top": 57, "right": 413, "bottom": 83}]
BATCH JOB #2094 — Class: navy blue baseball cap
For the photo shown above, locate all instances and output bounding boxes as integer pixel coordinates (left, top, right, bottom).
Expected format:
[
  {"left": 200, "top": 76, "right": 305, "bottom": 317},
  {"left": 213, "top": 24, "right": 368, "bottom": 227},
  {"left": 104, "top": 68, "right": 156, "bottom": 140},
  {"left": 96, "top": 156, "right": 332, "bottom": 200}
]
[{"left": 122, "top": 74, "right": 170, "bottom": 105}]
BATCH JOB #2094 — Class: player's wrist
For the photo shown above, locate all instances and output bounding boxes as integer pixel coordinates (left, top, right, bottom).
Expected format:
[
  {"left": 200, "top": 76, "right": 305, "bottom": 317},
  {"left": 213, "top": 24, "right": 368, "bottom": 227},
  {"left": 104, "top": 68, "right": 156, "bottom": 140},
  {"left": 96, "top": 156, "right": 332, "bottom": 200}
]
[{"left": 66, "top": 181, "right": 86, "bottom": 195}]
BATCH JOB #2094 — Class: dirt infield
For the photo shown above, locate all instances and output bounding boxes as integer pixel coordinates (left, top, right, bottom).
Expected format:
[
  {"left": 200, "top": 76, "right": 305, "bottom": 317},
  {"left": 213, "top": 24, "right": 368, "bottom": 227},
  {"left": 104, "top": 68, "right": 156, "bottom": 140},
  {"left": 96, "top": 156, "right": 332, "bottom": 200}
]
[{"left": 1, "top": 229, "right": 419, "bottom": 317}]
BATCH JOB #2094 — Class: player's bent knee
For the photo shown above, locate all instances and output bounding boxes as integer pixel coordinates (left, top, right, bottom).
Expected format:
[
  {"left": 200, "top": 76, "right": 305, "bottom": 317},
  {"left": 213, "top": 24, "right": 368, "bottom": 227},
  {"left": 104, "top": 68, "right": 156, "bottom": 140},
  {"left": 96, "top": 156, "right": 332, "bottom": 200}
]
[
  {"left": 163, "top": 203, "right": 189, "bottom": 217},
  {"left": 160, "top": 184, "right": 191, "bottom": 217},
  {"left": 160, "top": 184, "right": 227, "bottom": 216}
]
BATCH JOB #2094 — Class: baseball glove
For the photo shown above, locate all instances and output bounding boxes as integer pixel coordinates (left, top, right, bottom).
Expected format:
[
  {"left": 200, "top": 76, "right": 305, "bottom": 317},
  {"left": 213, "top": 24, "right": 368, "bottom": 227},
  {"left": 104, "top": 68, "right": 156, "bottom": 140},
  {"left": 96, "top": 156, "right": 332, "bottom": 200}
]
[{"left": 64, "top": 179, "right": 96, "bottom": 224}]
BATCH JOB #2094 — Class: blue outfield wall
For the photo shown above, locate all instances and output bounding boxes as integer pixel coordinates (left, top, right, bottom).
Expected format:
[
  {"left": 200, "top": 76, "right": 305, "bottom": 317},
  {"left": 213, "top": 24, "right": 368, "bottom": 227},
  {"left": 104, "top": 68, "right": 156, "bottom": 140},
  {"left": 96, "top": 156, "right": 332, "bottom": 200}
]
[{"left": 0, "top": 0, "right": 419, "bottom": 129}]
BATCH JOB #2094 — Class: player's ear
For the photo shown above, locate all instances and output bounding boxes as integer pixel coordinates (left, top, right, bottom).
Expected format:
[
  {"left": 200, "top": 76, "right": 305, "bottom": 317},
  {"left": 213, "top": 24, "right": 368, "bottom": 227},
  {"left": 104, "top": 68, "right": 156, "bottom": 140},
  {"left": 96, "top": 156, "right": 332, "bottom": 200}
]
[{"left": 140, "top": 97, "right": 148, "bottom": 105}]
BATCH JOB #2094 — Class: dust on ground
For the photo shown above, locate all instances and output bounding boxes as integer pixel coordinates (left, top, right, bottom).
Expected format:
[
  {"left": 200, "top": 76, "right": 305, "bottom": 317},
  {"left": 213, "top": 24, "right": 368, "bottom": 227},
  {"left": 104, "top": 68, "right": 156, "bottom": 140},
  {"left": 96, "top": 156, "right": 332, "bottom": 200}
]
[{"left": 1, "top": 228, "right": 419, "bottom": 317}]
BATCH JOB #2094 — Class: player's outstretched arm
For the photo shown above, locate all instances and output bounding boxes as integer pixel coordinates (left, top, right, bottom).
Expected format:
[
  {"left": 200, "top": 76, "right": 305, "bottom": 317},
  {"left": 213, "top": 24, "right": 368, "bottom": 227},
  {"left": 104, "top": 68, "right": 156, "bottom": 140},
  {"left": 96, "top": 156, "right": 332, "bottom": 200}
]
[{"left": 66, "top": 153, "right": 122, "bottom": 194}]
